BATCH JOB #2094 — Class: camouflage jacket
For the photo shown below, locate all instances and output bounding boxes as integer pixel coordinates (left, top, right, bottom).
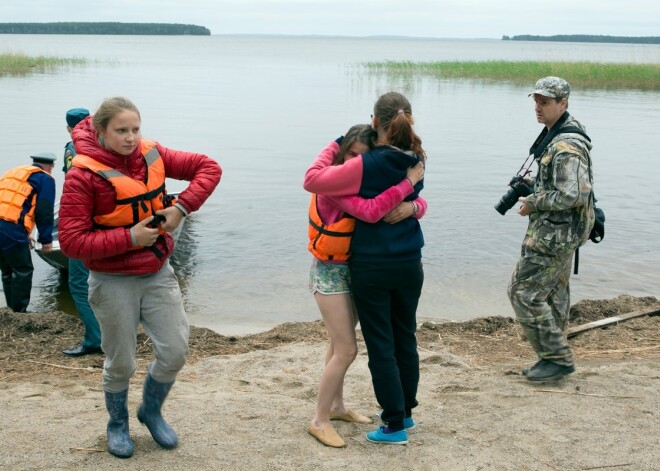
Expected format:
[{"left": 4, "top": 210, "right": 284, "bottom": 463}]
[{"left": 523, "top": 115, "right": 595, "bottom": 255}]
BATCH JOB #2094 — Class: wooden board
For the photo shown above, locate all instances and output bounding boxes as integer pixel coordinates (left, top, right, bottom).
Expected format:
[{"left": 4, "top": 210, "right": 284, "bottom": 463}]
[{"left": 567, "top": 306, "right": 660, "bottom": 338}]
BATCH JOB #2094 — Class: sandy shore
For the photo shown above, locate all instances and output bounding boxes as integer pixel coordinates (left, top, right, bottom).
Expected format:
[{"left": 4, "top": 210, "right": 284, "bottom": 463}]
[{"left": 1, "top": 295, "right": 658, "bottom": 470}]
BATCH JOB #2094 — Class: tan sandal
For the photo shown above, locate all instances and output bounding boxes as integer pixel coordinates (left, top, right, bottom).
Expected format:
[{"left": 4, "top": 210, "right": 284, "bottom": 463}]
[
  {"left": 329, "top": 409, "right": 373, "bottom": 424},
  {"left": 308, "top": 424, "right": 346, "bottom": 448}
]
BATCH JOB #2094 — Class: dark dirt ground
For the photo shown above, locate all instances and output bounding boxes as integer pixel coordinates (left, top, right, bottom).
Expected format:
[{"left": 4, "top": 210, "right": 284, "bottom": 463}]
[{"left": 1, "top": 294, "right": 658, "bottom": 383}]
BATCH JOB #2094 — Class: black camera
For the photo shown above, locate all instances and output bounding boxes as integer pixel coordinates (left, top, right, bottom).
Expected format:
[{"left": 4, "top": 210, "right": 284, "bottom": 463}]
[{"left": 494, "top": 175, "right": 533, "bottom": 215}]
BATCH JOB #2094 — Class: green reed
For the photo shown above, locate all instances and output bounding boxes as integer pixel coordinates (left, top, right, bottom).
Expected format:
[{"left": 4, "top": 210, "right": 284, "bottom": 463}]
[
  {"left": 0, "top": 53, "right": 86, "bottom": 76},
  {"left": 362, "top": 61, "right": 660, "bottom": 91}
]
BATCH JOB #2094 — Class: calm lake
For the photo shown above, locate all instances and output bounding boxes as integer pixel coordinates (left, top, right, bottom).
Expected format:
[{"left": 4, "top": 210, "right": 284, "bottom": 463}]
[{"left": 1, "top": 34, "right": 659, "bottom": 334}]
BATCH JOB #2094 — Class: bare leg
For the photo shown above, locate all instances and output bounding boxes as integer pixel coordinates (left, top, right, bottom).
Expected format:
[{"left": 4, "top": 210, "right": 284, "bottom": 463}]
[
  {"left": 310, "top": 292, "right": 357, "bottom": 430},
  {"left": 329, "top": 301, "right": 359, "bottom": 413}
]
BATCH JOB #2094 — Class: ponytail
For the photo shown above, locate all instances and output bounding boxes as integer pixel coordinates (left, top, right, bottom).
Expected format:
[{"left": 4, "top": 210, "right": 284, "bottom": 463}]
[{"left": 374, "top": 92, "right": 426, "bottom": 161}]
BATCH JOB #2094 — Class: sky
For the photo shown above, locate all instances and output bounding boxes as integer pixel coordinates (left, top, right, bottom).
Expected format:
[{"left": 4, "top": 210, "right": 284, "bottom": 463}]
[{"left": 1, "top": 0, "right": 659, "bottom": 39}]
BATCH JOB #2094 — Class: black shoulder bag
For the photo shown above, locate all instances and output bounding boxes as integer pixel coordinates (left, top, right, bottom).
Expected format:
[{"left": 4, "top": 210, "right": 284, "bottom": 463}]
[{"left": 589, "top": 195, "right": 605, "bottom": 243}]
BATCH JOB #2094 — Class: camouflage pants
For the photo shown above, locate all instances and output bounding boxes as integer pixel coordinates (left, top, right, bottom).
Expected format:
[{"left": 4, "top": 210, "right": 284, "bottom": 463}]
[{"left": 508, "top": 248, "right": 575, "bottom": 366}]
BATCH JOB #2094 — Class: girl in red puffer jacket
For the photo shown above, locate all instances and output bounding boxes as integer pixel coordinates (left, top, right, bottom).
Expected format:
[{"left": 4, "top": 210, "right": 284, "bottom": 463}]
[{"left": 59, "top": 96, "right": 221, "bottom": 459}]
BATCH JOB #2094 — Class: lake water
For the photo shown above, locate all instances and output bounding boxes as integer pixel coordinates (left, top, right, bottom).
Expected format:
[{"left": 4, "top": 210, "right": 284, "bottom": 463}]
[{"left": 1, "top": 35, "right": 659, "bottom": 334}]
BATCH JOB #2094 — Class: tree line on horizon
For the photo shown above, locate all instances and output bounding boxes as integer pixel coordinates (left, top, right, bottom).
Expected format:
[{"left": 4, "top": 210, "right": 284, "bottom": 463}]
[
  {"left": 0, "top": 22, "right": 211, "bottom": 35},
  {"left": 502, "top": 34, "right": 660, "bottom": 44}
]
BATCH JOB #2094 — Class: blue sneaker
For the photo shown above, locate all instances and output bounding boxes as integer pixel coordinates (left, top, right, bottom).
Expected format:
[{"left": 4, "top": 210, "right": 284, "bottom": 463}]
[
  {"left": 378, "top": 412, "right": 416, "bottom": 430},
  {"left": 366, "top": 426, "right": 408, "bottom": 445}
]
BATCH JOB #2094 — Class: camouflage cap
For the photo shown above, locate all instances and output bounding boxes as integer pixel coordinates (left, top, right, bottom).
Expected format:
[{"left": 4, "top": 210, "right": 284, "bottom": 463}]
[{"left": 529, "top": 76, "right": 570, "bottom": 99}]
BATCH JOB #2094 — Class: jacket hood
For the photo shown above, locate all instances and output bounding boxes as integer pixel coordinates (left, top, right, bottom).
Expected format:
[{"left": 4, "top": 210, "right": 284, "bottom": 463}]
[
  {"left": 369, "top": 145, "right": 422, "bottom": 179},
  {"left": 359, "top": 145, "right": 424, "bottom": 199}
]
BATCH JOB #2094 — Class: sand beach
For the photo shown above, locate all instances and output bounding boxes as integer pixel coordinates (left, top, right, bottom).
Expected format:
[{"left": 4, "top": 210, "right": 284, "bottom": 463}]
[{"left": 1, "top": 294, "right": 658, "bottom": 471}]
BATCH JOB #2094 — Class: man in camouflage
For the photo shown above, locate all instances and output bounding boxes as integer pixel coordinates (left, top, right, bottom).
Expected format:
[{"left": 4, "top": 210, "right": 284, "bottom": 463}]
[{"left": 508, "top": 77, "right": 595, "bottom": 381}]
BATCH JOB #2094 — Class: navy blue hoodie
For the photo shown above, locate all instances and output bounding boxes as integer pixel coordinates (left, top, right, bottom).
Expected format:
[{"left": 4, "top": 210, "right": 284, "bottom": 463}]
[{"left": 351, "top": 146, "right": 425, "bottom": 262}]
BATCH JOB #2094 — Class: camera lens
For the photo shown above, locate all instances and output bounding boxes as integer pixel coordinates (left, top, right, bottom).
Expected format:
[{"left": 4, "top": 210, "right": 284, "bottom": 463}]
[{"left": 494, "top": 188, "right": 519, "bottom": 215}]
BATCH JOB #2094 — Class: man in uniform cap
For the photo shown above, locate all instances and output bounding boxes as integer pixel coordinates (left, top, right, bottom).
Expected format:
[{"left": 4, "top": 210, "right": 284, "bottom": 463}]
[
  {"left": 31, "top": 152, "right": 57, "bottom": 165},
  {"left": 63, "top": 108, "right": 90, "bottom": 173},
  {"left": 508, "top": 76, "right": 595, "bottom": 381},
  {"left": 0, "top": 153, "right": 56, "bottom": 312},
  {"left": 61, "top": 107, "right": 102, "bottom": 357},
  {"left": 66, "top": 107, "right": 90, "bottom": 128}
]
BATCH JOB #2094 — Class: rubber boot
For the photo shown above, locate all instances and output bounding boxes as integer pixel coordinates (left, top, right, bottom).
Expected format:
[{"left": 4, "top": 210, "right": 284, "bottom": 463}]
[
  {"left": 137, "top": 373, "right": 178, "bottom": 449},
  {"left": 1, "top": 271, "right": 12, "bottom": 308},
  {"left": 104, "top": 389, "right": 134, "bottom": 458},
  {"left": 9, "top": 268, "right": 32, "bottom": 312},
  {"left": 1, "top": 244, "right": 32, "bottom": 312}
]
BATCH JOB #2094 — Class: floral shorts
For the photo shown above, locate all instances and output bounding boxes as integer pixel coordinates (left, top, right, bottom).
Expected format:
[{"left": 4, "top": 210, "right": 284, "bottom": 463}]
[{"left": 309, "top": 258, "right": 351, "bottom": 295}]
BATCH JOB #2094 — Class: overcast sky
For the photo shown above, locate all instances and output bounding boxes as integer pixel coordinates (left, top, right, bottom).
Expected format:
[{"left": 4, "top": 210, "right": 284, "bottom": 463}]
[{"left": 1, "top": 1, "right": 659, "bottom": 38}]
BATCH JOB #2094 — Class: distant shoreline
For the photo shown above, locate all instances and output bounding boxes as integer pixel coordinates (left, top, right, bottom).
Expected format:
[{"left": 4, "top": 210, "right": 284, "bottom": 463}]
[
  {"left": 503, "top": 34, "right": 660, "bottom": 45},
  {"left": 0, "top": 22, "right": 210, "bottom": 36}
]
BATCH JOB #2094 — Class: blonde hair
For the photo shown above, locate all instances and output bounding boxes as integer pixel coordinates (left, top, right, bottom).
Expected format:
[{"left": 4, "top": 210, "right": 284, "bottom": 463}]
[{"left": 92, "top": 97, "right": 140, "bottom": 132}]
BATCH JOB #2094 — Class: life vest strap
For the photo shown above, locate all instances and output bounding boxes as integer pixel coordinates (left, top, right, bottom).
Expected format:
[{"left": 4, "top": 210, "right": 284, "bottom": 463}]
[
  {"left": 308, "top": 216, "right": 353, "bottom": 238},
  {"left": 148, "top": 241, "right": 164, "bottom": 259},
  {"left": 115, "top": 182, "right": 166, "bottom": 206}
]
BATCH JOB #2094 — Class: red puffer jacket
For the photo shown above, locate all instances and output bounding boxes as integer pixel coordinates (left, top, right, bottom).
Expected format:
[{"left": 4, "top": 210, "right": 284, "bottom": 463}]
[{"left": 59, "top": 116, "right": 221, "bottom": 275}]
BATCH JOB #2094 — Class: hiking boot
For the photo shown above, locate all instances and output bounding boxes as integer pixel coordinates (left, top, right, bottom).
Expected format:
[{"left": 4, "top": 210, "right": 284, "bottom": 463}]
[
  {"left": 366, "top": 426, "right": 408, "bottom": 445},
  {"left": 522, "top": 359, "right": 544, "bottom": 376},
  {"left": 526, "top": 360, "right": 575, "bottom": 382}
]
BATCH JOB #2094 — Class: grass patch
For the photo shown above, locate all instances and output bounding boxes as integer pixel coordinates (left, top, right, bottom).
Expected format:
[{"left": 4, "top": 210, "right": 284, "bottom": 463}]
[
  {"left": 362, "top": 61, "right": 660, "bottom": 91},
  {"left": 0, "top": 53, "right": 86, "bottom": 76}
]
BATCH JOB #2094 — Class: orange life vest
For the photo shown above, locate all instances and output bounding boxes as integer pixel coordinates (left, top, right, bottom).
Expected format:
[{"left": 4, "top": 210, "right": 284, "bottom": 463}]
[
  {"left": 72, "top": 139, "right": 173, "bottom": 231},
  {"left": 308, "top": 194, "right": 355, "bottom": 261},
  {"left": 0, "top": 165, "right": 45, "bottom": 234}
]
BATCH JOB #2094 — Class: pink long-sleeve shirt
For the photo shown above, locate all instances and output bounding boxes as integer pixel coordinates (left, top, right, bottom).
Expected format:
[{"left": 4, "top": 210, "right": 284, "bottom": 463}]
[{"left": 306, "top": 141, "right": 427, "bottom": 226}]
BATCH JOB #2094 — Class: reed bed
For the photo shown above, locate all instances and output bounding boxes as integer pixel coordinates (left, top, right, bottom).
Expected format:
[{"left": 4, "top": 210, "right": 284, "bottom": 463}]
[
  {"left": 0, "top": 53, "right": 85, "bottom": 76},
  {"left": 363, "top": 61, "right": 660, "bottom": 91}
]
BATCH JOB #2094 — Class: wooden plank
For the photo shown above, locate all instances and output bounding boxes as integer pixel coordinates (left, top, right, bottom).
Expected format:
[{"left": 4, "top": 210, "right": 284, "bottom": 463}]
[{"left": 567, "top": 306, "right": 660, "bottom": 338}]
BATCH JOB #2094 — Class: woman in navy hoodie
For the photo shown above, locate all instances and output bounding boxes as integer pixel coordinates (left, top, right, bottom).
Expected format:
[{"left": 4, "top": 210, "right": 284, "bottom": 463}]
[{"left": 304, "top": 92, "right": 426, "bottom": 445}]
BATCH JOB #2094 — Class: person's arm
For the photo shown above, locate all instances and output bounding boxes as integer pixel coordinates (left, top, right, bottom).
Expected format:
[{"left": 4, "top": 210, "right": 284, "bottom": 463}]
[
  {"left": 328, "top": 179, "right": 414, "bottom": 223},
  {"left": 327, "top": 160, "right": 425, "bottom": 223},
  {"left": 63, "top": 141, "right": 75, "bottom": 174},
  {"left": 32, "top": 173, "right": 56, "bottom": 245},
  {"left": 413, "top": 197, "right": 428, "bottom": 219},
  {"left": 157, "top": 142, "right": 222, "bottom": 215},
  {"left": 382, "top": 196, "right": 427, "bottom": 224},
  {"left": 303, "top": 141, "right": 363, "bottom": 196},
  {"left": 328, "top": 159, "right": 426, "bottom": 224}
]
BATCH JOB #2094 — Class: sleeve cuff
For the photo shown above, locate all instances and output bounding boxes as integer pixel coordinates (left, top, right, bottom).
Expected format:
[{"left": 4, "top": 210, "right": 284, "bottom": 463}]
[{"left": 175, "top": 203, "right": 189, "bottom": 217}]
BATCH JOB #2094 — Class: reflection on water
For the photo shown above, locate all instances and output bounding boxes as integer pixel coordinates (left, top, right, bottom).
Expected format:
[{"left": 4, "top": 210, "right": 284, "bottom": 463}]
[
  {"left": 168, "top": 218, "right": 201, "bottom": 310},
  {"left": 31, "top": 266, "right": 77, "bottom": 315}
]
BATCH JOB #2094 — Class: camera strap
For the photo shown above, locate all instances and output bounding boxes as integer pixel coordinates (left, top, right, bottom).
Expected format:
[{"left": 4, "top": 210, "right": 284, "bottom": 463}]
[{"left": 530, "top": 112, "right": 591, "bottom": 161}]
